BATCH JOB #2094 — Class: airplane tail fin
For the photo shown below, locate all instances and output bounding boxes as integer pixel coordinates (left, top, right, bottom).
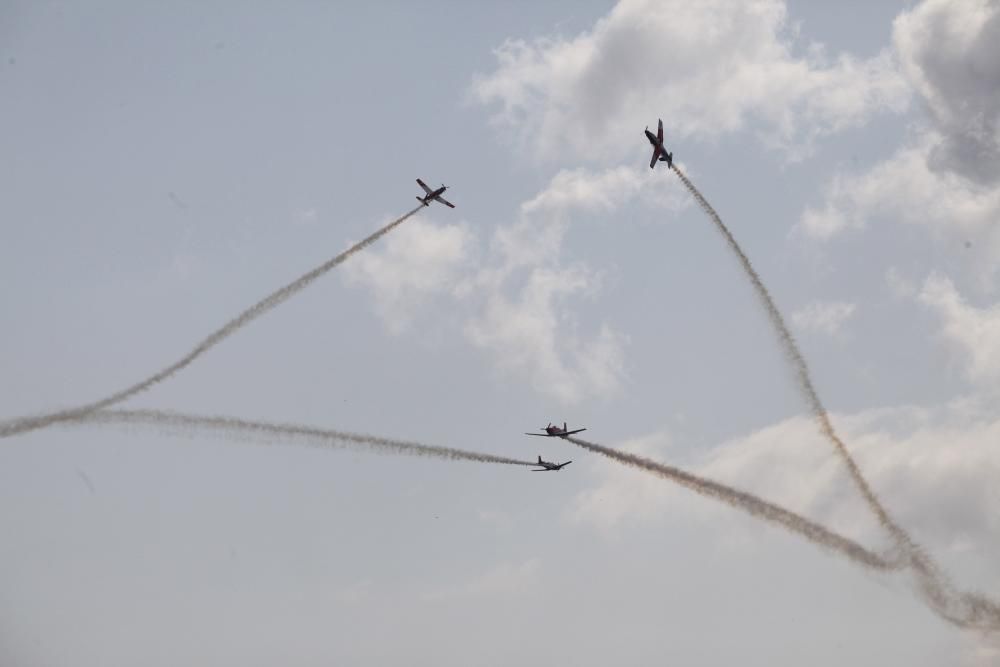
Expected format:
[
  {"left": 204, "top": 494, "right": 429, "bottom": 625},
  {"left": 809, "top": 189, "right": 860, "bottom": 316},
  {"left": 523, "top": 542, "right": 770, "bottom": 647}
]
[
  {"left": 538, "top": 455, "right": 543, "bottom": 464},
  {"left": 563, "top": 422, "right": 567, "bottom": 432}
]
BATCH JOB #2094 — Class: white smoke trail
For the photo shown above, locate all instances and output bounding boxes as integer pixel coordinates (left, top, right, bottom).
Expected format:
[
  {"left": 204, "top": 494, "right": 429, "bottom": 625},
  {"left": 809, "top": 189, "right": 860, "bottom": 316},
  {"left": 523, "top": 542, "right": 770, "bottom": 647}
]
[
  {"left": 568, "top": 435, "right": 1000, "bottom": 631},
  {"left": 0, "top": 206, "right": 424, "bottom": 440},
  {"left": 72, "top": 409, "right": 539, "bottom": 468},
  {"left": 667, "top": 165, "right": 1000, "bottom": 631},
  {"left": 670, "top": 165, "right": 910, "bottom": 549},
  {"left": 565, "top": 436, "right": 897, "bottom": 571}
]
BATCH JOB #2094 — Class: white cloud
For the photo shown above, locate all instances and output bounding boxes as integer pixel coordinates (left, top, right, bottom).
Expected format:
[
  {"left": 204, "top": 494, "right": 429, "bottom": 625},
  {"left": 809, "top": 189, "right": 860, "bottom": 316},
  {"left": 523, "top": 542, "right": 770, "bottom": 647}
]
[
  {"left": 918, "top": 272, "right": 1000, "bottom": 385},
  {"left": 894, "top": 0, "right": 1000, "bottom": 185},
  {"left": 799, "top": 135, "right": 1000, "bottom": 243},
  {"left": 465, "top": 266, "right": 627, "bottom": 405},
  {"left": 520, "top": 164, "right": 686, "bottom": 215},
  {"left": 464, "top": 167, "right": 650, "bottom": 403},
  {"left": 570, "top": 400, "right": 1000, "bottom": 584},
  {"left": 349, "top": 169, "right": 639, "bottom": 404},
  {"left": 472, "top": 0, "right": 910, "bottom": 163},
  {"left": 792, "top": 300, "right": 857, "bottom": 336},
  {"left": 800, "top": 0, "right": 1000, "bottom": 275},
  {"left": 568, "top": 430, "right": 680, "bottom": 533},
  {"left": 343, "top": 219, "right": 476, "bottom": 333}
]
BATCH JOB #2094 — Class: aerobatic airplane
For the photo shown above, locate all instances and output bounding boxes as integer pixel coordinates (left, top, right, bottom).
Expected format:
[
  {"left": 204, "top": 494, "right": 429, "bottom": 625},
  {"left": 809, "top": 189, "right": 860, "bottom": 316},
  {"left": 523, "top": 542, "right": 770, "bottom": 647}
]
[
  {"left": 415, "top": 178, "right": 455, "bottom": 208},
  {"left": 531, "top": 455, "right": 573, "bottom": 471},
  {"left": 644, "top": 118, "right": 673, "bottom": 169},
  {"left": 525, "top": 422, "right": 587, "bottom": 438}
]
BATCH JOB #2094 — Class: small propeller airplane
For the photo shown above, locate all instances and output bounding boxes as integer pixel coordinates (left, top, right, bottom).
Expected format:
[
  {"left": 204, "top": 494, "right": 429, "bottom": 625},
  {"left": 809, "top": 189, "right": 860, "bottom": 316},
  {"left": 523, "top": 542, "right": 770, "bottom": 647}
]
[
  {"left": 531, "top": 455, "right": 572, "bottom": 471},
  {"left": 415, "top": 178, "right": 455, "bottom": 208},
  {"left": 644, "top": 118, "right": 673, "bottom": 169},
  {"left": 525, "top": 422, "right": 587, "bottom": 438}
]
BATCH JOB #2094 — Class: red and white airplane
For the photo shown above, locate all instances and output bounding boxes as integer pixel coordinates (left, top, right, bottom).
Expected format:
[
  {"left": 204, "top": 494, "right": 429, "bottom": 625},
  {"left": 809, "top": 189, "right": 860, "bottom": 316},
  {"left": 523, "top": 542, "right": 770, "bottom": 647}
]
[
  {"left": 525, "top": 422, "right": 587, "bottom": 438},
  {"left": 644, "top": 118, "right": 673, "bottom": 169},
  {"left": 416, "top": 178, "right": 455, "bottom": 208},
  {"left": 531, "top": 455, "right": 572, "bottom": 471}
]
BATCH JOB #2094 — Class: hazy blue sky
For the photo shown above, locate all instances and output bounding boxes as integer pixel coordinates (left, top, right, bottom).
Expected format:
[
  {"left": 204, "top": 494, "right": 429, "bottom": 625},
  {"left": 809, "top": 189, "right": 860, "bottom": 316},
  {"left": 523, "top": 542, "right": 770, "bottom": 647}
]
[{"left": 2, "top": 1, "right": 999, "bottom": 665}]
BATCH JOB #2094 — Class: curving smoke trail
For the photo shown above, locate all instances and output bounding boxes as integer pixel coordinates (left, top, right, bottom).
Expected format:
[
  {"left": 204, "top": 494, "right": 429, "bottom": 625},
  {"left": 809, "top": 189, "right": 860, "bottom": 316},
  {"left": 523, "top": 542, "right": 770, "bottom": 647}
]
[
  {"left": 0, "top": 206, "right": 424, "bottom": 440},
  {"left": 568, "top": 435, "right": 1000, "bottom": 631},
  {"left": 71, "top": 409, "right": 539, "bottom": 468},
  {"left": 669, "top": 164, "right": 911, "bottom": 551},
  {"left": 564, "top": 436, "right": 898, "bottom": 571},
  {"left": 667, "top": 165, "right": 1000, "bottom": 632}
]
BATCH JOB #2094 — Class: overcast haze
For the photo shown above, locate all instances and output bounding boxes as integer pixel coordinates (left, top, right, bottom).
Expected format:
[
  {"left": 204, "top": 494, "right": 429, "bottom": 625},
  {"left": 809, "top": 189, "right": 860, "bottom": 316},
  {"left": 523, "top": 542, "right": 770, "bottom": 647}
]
[{"left": 2, "top": 1, "right": 999, "bottom": 665}]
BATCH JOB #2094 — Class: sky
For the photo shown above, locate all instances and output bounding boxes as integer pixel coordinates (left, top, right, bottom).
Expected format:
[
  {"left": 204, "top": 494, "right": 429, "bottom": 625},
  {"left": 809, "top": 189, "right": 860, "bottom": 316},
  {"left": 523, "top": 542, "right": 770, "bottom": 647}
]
[{"left": 1, "top": 0, "right": 999, "bottom": 664}]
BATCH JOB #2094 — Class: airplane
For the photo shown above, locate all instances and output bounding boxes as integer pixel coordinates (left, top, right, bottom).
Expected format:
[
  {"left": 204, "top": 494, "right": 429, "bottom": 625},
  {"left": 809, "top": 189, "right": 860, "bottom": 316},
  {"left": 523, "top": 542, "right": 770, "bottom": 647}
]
[
  {"left": 644, "top": 118, "right": 673, "bottom": 169},
  {"left": 525, "top": 422, "right": 587, "bottom": 438},
  {"left": 416, "top": 178, "right": 455, "bottom": 208},
  {"left": 531, "top": 455, "right": 573, "bottom": 471}
]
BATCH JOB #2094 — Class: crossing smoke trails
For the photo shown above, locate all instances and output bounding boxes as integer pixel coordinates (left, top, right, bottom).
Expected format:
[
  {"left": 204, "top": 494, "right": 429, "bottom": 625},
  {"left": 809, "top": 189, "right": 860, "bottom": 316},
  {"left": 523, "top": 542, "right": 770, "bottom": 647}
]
[
  {"left": 667, "top": 165, "right": 1000, "bottom": 631},
  {"left": 669, "top": 164, "right": 910, "bottom": 553},
  {"left": 1, "top": 164, "right": 993, "bottom": 630},
  {"left": 564, "top": 437, "right": 895, "bottom": 571},
  {"left": 72, "top": 409, "right": 539, "bottom": 468},
  {"left": 0, "top": 205, "right": 424, "bottom": 440},
  {"left": 568, "top": 435, "right": 1000, "bottom": 631}
]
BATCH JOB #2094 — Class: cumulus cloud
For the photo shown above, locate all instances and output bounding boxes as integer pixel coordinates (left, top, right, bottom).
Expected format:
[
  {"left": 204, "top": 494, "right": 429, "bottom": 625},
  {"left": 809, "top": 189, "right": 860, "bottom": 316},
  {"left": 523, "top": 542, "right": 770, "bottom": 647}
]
[
  {"left": 799, "top": 136, "right": 1000, "bottom": 242},
  {"left": 472, "top": 0, "right": 910, "bottom": 162},
  {"left": 465, "top": 266, "right": 627, "bottom": 405},
  {"left": 342, "top": 219, "right": 476, "bottom": 332},
  {"left": 457, "top": 164, "right": 688, "bottom": 403},
  {"left": 791, "top": 300, "right": 857, "bottom": 336},
  {"left": 520, "top": 164, "right": 687, "bottom": 215},
  {"left": 348, "top": 169, "right": 641, "bottom": 404},
  {"left": 918, "top": 272, "right": 1000, "bottom": 385},
  {"left": 894, "top": 0, "right": 1000, "bottom": 185},
  {"left": 801, "top": 0, "right": 1000, "bottom": 264},
  {"left": 571, "top": 400, "right": 1000, "bottom": 577},
  {"left": 705, "top": 402, "right": 1000, "bottom": 578},
  {"left": 569, "top": 430, "right": 679, "bottom": 533}
]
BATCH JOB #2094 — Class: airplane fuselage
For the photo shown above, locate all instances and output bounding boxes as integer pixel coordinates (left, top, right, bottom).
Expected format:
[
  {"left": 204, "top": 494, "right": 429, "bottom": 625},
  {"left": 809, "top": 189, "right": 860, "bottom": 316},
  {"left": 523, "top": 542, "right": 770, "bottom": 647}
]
[
  {"left": 415, "top": 178, "right": 456, "bottom": 209},
  {"left": 420, "top": 186, "right": 447, "bottom": 205},
  {"left": 645, "top": 131, "right": 669, "bottom": 158},
  {"left": 645, "top": 120, "right": 673, "bottom": 169},
  {"left": 525, "top": 422, "right": 586, "bottom": 438},
  {"left": 533, "top": 455, "right": 572, "bottom": 471}
]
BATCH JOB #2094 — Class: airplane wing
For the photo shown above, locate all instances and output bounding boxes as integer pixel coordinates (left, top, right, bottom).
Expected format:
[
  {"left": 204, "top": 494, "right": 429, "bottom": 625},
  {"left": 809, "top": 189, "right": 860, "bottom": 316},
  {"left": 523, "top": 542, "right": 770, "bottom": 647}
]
[
  {"left": 416, "top": 178, "right": 433, "bottom": 194},
  {"left": 525, "top": 432, "right": 553, "bottom": 436},
  {"left": 531, "top": 468, "right": 554, "bottom": 471},
  {"left": 561, "top": 428, "right": 586, "bottom": 436},
  {"left": 657, "top": 118, "right": 664, "bottom": 143},
  {"left": 435, "top": 196, "right": 456, "bottom": 209},
  {"left": 650, "top": 148, "right": 660, "bottom": 169}
]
